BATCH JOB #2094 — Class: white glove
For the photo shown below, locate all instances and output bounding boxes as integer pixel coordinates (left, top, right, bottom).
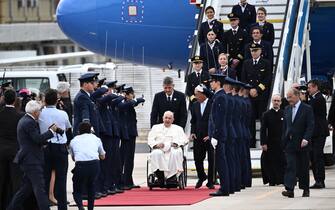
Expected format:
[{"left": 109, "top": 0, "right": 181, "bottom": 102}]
[
  {"left": 211, "top": 138, "right": 218, "bottom": 149},
  {"left": 301, "top": 139, "right": 308, "bottom": 148}
]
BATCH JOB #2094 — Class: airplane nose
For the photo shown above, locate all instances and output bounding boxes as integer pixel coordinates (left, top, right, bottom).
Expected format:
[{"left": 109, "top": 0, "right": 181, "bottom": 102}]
[{"left": 56, "top": 0, "right": 99, "bottom": 51}]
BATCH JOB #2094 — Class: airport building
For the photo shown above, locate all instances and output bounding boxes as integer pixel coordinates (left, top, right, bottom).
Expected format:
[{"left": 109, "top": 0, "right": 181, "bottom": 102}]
[{"left": 0, "top": 0, "right": 104, "bottom": 65}]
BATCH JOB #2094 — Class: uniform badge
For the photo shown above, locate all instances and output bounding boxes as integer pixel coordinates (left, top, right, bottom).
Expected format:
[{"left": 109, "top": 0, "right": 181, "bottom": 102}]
[
  {"left": 174, "top": 98, "right": 177, "bottom": 101},
  {"left": 281, "top": 118, "right": 283, "bottom": 121},
  {"left": 260, "top": 69, "right": 265, "bottom": 71}
]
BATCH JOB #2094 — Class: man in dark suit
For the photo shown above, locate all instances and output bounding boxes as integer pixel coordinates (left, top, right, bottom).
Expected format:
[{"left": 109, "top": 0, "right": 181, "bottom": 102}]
[
  {"left": 198, "top": 6, "right": 224, "bottom": 45},
  {"left": 150, "top": 76, "right": 187, "bottom": 129},
  {"left": 241, "top": 43, "right": 272, "bottom": 148},
  {"left": 186, "top": 56, "right": 210, "bottom": 107},
  {"left": 244, "top": 26, "right": 274, "bottom": 67},
  {"left": 7, "top": 100, "right": 59, "bottom": 210},
  {"left": 231, "top": 0, "right": 256, "bottom": 31},
  {"left": 307, "top": 80, "right": 329, "bottom": 189},
  {"left": 118, "top": 86, "right": 145, "bottom": 190},
  {"left": 223, "top": 13, "right": 249, "bottom": 80},
  {"left": 282, "top": 88, "right": 314, "bottom": 198},
  {"left": 73, "top": 73, "right": 100, "bottom": 136},
  {"left": 0, "top": 89, "right": 24, "bottom": 210},
  {"left": 190, "top": 85, "right": 214, "bottom": 189}
]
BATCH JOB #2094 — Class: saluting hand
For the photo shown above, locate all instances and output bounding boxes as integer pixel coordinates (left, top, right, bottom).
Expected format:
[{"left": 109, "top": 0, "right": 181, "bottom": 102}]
[{"left": 203, "top": 136, "right": 209, "bottom": 142}]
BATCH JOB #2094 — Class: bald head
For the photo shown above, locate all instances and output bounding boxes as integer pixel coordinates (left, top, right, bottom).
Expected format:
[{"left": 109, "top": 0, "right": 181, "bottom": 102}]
[{"left": 163, "top": 111, "right": 174, "bottom": 127}]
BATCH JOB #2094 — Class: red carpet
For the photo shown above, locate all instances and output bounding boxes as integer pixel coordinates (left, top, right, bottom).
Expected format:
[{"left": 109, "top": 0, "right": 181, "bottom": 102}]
[{"left": 85, "top": 186, "right": 216, "bottom": 206}]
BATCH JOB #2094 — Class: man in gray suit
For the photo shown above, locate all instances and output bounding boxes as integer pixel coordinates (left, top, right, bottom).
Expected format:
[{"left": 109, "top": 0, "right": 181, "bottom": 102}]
[
  {"left": 7, "top": 100, "right": 59, "bottom": 210},
  {"left": 281, "top": 88, "right": 314, "bottom": 198}
]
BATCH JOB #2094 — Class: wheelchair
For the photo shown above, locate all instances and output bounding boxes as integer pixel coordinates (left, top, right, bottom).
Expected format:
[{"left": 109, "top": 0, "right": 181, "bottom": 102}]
[{"left": 146, "top": 145, "right": 188, "bottom": 190}]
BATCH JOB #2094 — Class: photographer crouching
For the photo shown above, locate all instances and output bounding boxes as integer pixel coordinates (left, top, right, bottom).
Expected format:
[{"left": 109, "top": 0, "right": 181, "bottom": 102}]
[{"left": 39, "top": 89, "right": 72, "bottom": 210}]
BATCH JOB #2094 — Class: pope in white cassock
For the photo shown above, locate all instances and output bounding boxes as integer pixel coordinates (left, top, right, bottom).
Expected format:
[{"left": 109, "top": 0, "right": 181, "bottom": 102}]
[{"left": 148, "top": 111, "right": 188, "bottom": 183}]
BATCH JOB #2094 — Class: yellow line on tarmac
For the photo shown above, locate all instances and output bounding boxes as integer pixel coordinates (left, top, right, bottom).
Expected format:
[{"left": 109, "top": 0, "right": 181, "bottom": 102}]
[{"left": 256, "top": 187, "right": 282, "bottom": 200}]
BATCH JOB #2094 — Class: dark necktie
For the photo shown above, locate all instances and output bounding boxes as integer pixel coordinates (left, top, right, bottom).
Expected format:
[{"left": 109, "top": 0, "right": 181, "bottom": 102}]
[
  {"left": 233, "top": 30, "right": 237, "bottom": 35},
  {"left": 197, "top": 72, "right": 200, "bottom": 78},
  {"left": 253, "top": 60, "right": 257, "bottom": 66},
  {"left": 167, "top": 96, "right": 171, "bottom": 102}
]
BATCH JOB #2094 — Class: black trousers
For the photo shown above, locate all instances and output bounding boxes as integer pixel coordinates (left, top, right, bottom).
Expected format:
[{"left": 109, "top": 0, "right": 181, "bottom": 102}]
[
  {"left": 310, "top": 136, "right": 326, "bottom": 183},
  {"left": 120, "top": 136, "right": 136, "bottom": 186},
  {"left": 72, "top": 160, "right": 100, "bottom": 210},
  {"left": 0, "top": 150, "right": 22, "bottom": 210},
  {"left": 7, "top": 164, "right": 50, "bottom": 210},
  {"left": 284, "top": 150, "right": 310, "bottom": 191},
  {"left": 193, "top": 138, "right": 214, "bottom": 184},
  {"left": 97, "top": 135, "right": 113, "bottom": 192},
  {"left": 110, "top": 136, "right": 122, "bottom": 189},
  {"left": 226, "top": 140, "right": 237, "bottom": 193},
  {"left": 215, "top": 142, "right": 230, "bottom": 194},
  {"left": 250, "top": 99, "right": 267, "bottom": 148},
  {"left": 44, "top": 143, "right": 68, "bottom": 210}
]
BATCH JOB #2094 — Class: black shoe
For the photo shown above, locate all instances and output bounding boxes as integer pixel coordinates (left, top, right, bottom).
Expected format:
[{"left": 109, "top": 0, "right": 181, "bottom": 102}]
[
  {"left": 310, "top": 182, "right": 325, "bottom": 189},
  {"left": 115, "top": 188, "right": 125, "bottom": 193},
  {"left": 282, "top": 190, "right": 294, "bottom": 198},
  {"left": 94, "top": 193, "right": 102, "bottom": 199},
  {"left": 122, "top": 186, "right": 132, "bottom": 190},
  {"left": 107, "top": 189, "right": 116, "bottom": 195},
  {"left": 206, "top": 183, "right": 215, "bottom": 189},
  {"left": 195, "top": 178, "right": 206, "bottom": 189},
  {"left": 209, "top": 190, "right": 229, "bottom": 196},
  {"left": 130, "top": 184, "right": 141, "bottom": 189},
  {"left": 302, "top": 190, "right": 310, "bottom": 197},
  {"left": 100, "top": 192, "right": 108, "bottom": 197}
]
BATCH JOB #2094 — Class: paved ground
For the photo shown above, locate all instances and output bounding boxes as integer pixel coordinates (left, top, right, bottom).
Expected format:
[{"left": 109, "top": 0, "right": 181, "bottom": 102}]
[{"left": 55, "top": 153, "right": 335, "bottom": 210}]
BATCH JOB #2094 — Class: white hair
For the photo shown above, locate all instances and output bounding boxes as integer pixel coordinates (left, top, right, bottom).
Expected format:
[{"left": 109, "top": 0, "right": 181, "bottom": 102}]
[
  {"left": 163, "top": 111, "right": 174, "bottom": 118},
  {"left": 25, "top": 100, "right": 42, "bottom": 114},
  {"left": 57, "top": 82, "right": 70, "bottom": 93}
]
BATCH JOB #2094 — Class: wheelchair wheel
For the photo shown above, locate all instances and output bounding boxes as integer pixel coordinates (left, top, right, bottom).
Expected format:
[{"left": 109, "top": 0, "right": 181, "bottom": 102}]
[
  {"left": 178, "top": 174, "right": 185, "bottom": 190},
  {"left": 183, "top": 156, "right": 187, "bottom": 187}
]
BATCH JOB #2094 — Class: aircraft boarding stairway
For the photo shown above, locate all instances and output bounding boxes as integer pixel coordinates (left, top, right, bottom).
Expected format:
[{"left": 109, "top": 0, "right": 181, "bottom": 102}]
[{"left": 186, "top": 0, "right": 311, "bottom": 172}]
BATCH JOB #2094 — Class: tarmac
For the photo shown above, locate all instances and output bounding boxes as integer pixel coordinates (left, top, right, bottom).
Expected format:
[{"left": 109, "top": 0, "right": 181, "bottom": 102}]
[{"left": 57, "top": 153, "right": 335, "bottom": 210}]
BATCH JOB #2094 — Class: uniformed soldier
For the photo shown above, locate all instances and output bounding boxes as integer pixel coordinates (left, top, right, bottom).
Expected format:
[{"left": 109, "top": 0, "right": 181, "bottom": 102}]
[
  {"left": 73, "top": 73, "right": 100, "bottom": 137},
  {"left": 222, "top": 77, "right": 239, "bottom": 194},
  {"left": 91, "top": 86, "right": 121, "bottom": 197},
  {"left": 106, "top": 81, "right": 125, "bottom": 194},
  {"left": 241, "top": 43, "right": 272, "bottom": 148},
  {"left": 118, "top": 86, "right": 145, "bottom": 190},
  {"left": 223, "top": 13, "right": 248, "bottom": 80},
  {"left": 198, "top": 6, "right": 224, "bottom": 45},
  {"left": 244, "top": 26, "right": 274, "bottom": 67},
  {"left": 240, "top": 83, "right": 253, "bottom": 188},
  {"left": 200, "top": 30, "right": 225, "bottom": 73},
  {"left": 186, "top": 56, "right": 211, "bottom": 107},
  {"left": 208, "top": 74, "right": 230, "bottom": 196}
]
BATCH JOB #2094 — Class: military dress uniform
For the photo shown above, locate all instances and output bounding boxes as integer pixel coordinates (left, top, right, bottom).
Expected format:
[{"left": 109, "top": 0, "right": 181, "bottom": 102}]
[
  {"left": 118, "top": 87, "right": 145, "bottom": 189},
  {"left": 223, "top": 13, "right": 249, "bottom": 80},
  {"left": 186, "top": 56, "right": 211, "bottom": 106},
  {"left": 244, "top": 40, "right": 274, "bottom": 67},
  {"left": 208, "top": 74, "right": 230, "bottom": 196},
  {"left": 73, "top": 73, "right": 101, "bottom": 137}
]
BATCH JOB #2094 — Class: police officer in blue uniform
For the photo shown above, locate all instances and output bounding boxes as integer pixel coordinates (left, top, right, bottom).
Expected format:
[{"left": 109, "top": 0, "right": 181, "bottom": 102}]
[
  {"left": 73, "top": 73, "right": 100, "bottom": 137},
  {"left": 118, "top": 86, "right": 145, "bottom": 189},
  {"left": 208, "top": 74, "right": 230, "bottom": 196}
]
